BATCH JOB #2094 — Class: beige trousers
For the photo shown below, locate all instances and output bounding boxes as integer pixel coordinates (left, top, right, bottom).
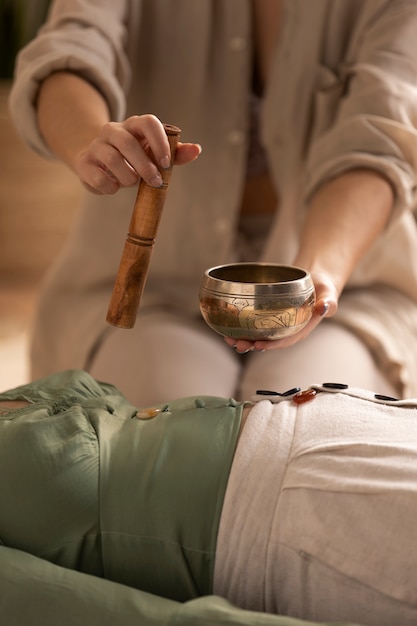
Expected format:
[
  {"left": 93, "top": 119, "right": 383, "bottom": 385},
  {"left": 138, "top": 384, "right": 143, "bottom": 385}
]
[
  {"left": 214, "top": 386, "right": 417, "bottom": 625},
  {"left": 89, "top": 312, "right": 396, "bottom": 406}
]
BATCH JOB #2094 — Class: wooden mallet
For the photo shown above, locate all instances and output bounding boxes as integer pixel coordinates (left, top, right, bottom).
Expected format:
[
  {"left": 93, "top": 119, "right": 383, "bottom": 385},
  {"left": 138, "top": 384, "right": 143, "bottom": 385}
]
[{"left": 106, "top": 123, "right": 181, "bottom": 329}]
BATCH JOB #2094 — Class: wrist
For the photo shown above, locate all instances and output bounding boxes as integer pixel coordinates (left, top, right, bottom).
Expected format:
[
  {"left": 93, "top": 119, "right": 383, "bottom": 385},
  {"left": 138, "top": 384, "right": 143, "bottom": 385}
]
[{"left": 37, "top": 72, "right": 110, "bottom": 170}]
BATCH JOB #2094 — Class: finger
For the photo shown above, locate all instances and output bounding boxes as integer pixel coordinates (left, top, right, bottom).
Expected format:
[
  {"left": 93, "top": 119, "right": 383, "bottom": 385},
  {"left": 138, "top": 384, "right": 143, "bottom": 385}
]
[
  {"left": 224, "top": 337, "right": 255, "bottom": 354},
  {"left": 77, "top": 157, "right": 121, "bottom": 195},
  {"left": 174, "top": 143, "right": 202, "bottom": 165},
  {"left": 310, "top": 274, "right": 339, "bottom": 318},
  {"left": 124, "top": 117, "right": 201, "bottom": 176},
  {"left": 91, "top": 141, "right": 139, "bottom": 187},
  {"left": 255, "top": 309, "right": 324, "bottom": 351},
  {"left": 76, "top": 141, "right": 135, "bottom": 194},
  {"left": 89, "top": 117, "right": 200, "bottom": 190},
  {"left": 100, "top": 120, "right": 164, "bottom": 187},
  {"left": 124, "top": 114, "right": 173, "bottom": 170},
  {"left": 314, "top": 297, "right": 338, "bottom": 318}
]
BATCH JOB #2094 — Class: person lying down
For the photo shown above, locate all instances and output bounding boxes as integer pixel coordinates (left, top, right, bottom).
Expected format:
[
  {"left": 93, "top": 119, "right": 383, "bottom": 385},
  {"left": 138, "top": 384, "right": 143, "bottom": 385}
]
[{"left": 1, "top": 369, "right": 416, "bottom": 626}]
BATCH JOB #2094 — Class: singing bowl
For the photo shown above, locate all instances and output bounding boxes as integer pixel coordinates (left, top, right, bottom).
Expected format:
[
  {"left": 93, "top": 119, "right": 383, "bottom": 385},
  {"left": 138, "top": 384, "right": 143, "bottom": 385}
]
[{"left": 199, "top": 263, "right": 316, "bottom": 341}]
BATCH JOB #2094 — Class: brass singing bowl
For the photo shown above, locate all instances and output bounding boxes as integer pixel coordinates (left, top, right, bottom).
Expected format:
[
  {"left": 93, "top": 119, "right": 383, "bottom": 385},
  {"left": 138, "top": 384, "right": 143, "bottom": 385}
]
[{"left": 199, "top": 263, "right": 316, "bottom": 341}]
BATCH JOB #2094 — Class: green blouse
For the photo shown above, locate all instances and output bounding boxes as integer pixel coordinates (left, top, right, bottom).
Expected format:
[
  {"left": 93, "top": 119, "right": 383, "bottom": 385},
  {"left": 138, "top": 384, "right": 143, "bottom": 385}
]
[{"left": 0, "top": 369, "right": 242, "bottom": 600}]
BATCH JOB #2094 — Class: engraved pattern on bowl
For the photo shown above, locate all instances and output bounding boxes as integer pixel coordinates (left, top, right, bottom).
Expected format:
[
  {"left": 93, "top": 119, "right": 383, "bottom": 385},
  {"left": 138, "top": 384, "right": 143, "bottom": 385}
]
[{"left": 199, "top": 263, "right": 316, "bottom": 341}]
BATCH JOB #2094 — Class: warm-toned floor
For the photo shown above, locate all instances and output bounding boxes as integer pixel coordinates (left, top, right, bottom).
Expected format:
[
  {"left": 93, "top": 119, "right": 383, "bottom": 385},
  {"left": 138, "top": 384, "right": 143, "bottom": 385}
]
[
  {"left": 0, "top": 80, "right": 81, "bottom": 393},
  {"left": 0, "top": 276, "right": 39, "bottom": 392}
]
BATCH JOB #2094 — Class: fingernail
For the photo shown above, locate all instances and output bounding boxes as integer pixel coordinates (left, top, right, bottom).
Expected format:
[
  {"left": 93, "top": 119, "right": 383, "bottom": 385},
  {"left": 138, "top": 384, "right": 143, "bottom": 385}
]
[
  {"left": 150, "top": 174, "right": 163, "bottom": 187},
  {"left": 160, "top": 155, "right": 171, "bottom": 169}
]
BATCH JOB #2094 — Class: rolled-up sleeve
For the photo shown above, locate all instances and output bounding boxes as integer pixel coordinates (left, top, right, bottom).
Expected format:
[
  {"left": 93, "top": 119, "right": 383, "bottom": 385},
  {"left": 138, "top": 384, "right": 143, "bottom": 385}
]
[
  {"left": 8, "top": 0, "right": 132, "bottom": 158},
  {"left": 305, "top": 0, "right": 417, "bottom": 221}
]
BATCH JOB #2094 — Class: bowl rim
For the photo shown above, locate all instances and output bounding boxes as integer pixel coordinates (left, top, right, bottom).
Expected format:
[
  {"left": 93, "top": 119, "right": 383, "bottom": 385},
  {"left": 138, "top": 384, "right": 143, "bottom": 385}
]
[{"left": 203, "top": 262, "right": 312, "bottom": 285}]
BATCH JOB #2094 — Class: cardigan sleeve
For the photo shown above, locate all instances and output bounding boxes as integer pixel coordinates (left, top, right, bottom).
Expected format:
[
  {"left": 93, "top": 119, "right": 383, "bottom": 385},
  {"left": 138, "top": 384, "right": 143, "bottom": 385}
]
[
  {"left": 305, "top": 0, "right": 417, "bottom": 222},
  {"left": 8, "top": 0, "right": 132, "bottom": 159}
]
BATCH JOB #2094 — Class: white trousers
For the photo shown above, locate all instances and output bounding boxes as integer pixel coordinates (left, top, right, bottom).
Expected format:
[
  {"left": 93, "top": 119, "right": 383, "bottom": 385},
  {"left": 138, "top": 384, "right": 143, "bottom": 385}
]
[{"left": 214, "top": 386, "right": 417, "bottom": 625}]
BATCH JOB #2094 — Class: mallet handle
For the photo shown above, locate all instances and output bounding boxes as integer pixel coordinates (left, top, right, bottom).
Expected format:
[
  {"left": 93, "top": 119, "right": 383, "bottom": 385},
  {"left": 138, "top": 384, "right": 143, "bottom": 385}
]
[{"left": 106, "top": 123, "right": 181, "bottom": 328}]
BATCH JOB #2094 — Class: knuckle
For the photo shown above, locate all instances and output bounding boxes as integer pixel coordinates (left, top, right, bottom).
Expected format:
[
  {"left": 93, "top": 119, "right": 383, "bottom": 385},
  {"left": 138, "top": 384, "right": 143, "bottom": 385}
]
[
  {"left": 137, "top": 113, "right": 161, "bottom": 126},
  {"left": 126, "top": 113, "right": 163, "bottom": 135},
  {"left": 104, "top": 148, "right": 122, "bottom": 169},
  {"left": 87, "top": 168, "right": 119, "bottom": 194},
  {"left": 101, "top": 121, "right": 118, "bottom": 138}
]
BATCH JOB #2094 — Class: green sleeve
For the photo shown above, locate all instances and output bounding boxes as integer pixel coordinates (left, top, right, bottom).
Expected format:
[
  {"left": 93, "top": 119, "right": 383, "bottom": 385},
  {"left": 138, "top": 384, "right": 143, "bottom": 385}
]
[{"left": 0, "top": 546, "right": 360, "bottom": 626}]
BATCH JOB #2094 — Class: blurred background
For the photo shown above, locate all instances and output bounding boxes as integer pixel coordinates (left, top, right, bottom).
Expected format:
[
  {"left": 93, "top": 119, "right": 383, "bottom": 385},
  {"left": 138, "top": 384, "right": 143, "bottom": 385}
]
[{"left": 0, "top": 0, "right": 82, "bottom": 390}]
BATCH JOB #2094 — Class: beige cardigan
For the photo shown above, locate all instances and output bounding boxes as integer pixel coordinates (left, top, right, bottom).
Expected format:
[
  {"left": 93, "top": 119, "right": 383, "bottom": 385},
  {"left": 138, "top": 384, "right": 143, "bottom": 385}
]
[{"left": 9, "top": 0, "right": 417, "bottom": 394}]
